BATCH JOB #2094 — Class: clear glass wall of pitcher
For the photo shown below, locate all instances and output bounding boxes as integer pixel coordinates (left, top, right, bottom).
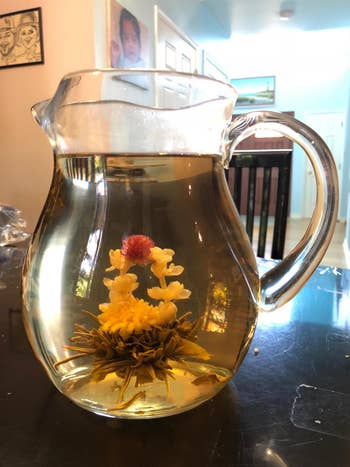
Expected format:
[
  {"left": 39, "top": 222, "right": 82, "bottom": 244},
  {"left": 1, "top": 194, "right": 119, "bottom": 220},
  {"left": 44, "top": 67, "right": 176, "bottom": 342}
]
[{"left": 22, "top": 70, "right": 338, "bottom": 419}]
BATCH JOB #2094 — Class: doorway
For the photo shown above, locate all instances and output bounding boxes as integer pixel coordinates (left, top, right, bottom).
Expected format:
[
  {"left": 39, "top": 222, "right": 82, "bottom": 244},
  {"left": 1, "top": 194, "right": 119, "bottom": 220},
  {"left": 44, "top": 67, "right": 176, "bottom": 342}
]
[
  {"left": 154, "top": 6, "right": 199, "bottom": 73},
  {"left": 303, "top": 112, "right": 345, "bottom": 219}
]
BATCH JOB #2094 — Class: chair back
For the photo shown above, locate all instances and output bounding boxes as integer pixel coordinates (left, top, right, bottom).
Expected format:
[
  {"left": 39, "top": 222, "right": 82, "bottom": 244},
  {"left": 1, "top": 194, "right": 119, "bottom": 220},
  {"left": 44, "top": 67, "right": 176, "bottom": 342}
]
[{"left": 227, "top": 149, "right": 292, "bottom": 259}]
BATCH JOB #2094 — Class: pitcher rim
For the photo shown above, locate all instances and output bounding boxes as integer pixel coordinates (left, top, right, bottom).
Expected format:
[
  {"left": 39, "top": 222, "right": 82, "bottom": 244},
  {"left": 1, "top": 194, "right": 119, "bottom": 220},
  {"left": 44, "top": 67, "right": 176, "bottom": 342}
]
[{"left": 60, "top": 67, "right": 238, "bottom": 94}]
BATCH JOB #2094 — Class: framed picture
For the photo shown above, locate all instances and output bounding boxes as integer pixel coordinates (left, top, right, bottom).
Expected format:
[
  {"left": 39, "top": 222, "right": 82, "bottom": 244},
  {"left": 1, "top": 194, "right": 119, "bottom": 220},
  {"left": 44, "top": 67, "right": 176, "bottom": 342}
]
[
  {"left": 0, "top": 7, "right": 44, "bottom": 69},
  {"left": 202, "top": 50, "right": 228, "bottom": 82},
  {"left": 107, "top": 1, "right": 149, "bottom": 69},
  {"left": 230, "top": 76, "right": 275, "bottom": 107}
]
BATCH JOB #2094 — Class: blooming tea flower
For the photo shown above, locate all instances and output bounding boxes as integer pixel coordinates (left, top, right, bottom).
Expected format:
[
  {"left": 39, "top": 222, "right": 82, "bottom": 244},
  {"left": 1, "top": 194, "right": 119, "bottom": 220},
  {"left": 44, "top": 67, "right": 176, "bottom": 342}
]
[{"left": 55, "top": 234, "right": 211, "bottom": 410}]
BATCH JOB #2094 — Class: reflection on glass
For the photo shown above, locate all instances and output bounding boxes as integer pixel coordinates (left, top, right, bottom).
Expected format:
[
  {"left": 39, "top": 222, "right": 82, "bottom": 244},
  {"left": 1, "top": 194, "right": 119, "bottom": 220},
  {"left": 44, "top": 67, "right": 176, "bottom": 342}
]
[
  {"left": 38, "top": 244, "right": 66, "bottom": 326},
  {"left": 75, "top": 228, "right": 103, "bottom": 299},
  {"left": 203, "top": 281, "right": 230, "bottom": 333}
]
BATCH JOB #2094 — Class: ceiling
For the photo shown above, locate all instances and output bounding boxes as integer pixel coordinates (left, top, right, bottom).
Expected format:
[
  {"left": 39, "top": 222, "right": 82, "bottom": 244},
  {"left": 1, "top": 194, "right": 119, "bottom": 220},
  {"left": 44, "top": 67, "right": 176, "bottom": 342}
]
[{"left": 158, "top": 0, "right": 350, "bottom": 41}]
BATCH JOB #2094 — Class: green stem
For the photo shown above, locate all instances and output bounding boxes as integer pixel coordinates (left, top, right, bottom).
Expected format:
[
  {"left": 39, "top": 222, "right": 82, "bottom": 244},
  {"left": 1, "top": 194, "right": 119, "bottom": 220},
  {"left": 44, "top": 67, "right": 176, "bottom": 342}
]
[
  {"left": 54, "top": 352, "right": 89, "bottom": 368},
  {"left": 108, "top": 391, "right": 146, "bottom": 411},
  {"left": 121, "top": 259, "right": 132, "bottom": 275},
  {"left": 116, "top": 367, "right": 133, "bottom": 403}
]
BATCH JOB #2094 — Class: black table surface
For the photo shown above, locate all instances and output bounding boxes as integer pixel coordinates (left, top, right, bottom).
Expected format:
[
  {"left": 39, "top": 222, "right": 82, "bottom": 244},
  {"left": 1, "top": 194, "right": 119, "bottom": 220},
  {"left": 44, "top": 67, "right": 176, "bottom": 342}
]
[{"left": 1, "top": 243, "right": 350, "bottom": 467}]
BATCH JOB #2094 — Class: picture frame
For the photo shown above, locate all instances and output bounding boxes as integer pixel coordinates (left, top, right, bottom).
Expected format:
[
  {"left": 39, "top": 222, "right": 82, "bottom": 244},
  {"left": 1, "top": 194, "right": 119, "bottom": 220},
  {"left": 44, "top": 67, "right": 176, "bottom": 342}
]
[
  {"left": 0, "top": 7, "right": 44, "bottom": 69},
  {"left": 230, "top": 76, "right": 275, "bottom": 107},
  {"left": 202, "top": 50, "right": 228, "bottom": 82},
  {"left": 107, "top": 0, "right": 149, "bottom": 69}
]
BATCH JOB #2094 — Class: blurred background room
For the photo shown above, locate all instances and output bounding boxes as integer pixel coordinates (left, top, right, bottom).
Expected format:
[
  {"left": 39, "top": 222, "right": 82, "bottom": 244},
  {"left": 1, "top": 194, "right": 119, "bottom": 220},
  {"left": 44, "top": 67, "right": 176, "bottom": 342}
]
[{"left": 0, "top": 0, "right": 349, "bottom": 267}]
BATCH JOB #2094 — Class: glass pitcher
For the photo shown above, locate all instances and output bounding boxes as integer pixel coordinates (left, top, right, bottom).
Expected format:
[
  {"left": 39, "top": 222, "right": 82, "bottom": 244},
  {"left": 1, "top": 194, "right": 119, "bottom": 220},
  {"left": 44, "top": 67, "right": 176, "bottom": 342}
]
[{"left": 22, "top": 69, "right": 338, "bottom": 419}]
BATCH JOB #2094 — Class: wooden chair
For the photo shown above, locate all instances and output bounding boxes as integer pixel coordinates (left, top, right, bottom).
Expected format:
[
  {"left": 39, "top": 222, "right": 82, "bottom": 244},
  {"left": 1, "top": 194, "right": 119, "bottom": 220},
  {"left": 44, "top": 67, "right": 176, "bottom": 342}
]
[{"left": 226, "top": 149, "right": 292, "bottom": 259}]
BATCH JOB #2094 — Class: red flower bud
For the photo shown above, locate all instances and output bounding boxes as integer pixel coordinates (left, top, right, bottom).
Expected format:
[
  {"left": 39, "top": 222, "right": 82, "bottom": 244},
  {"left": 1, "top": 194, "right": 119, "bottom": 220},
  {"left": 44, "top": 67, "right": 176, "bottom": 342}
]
[{"left": 121, "top": 235, "right": 155, "bottom": 265}]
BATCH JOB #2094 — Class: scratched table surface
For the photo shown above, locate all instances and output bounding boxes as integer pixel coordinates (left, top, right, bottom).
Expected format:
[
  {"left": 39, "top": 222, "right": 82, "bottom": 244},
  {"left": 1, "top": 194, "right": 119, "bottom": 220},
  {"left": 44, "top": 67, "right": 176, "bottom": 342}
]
[{"left": 1, "top": 244, "right": 350, "bottom": 467}]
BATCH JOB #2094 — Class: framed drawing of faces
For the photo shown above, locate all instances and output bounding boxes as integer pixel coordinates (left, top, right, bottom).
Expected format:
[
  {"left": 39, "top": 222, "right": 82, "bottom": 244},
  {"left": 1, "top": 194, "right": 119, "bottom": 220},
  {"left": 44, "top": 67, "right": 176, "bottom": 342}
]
[{"left": 0, "top": 7, "right": 44, "bottom": 69}]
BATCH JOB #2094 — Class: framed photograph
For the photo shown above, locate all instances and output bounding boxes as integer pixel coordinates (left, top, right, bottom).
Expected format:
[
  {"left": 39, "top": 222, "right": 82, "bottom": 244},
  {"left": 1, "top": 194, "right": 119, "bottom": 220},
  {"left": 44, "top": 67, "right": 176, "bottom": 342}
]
[
  {"left": 230, "top": 76, "right": 275, "bottom": 107},
  {"left": 0, "top": 8, "right": 44, "bottom": 69},
  {"left": 107, "top": 1, "right": 149, "bottom": 69}
]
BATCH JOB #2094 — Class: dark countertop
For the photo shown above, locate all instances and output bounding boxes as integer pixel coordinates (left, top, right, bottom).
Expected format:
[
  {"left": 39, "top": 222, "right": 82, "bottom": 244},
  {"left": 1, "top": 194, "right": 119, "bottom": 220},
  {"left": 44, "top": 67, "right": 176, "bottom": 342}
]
[{"left": 1, "top": 244, "right": 350, "bottom": 466}]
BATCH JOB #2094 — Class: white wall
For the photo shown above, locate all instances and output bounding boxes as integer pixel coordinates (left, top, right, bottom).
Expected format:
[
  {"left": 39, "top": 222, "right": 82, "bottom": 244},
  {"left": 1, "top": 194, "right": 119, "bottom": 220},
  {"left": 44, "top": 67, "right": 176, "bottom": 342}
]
[{"left": 0, "top": 0, "right": 95, "bottom": 231}]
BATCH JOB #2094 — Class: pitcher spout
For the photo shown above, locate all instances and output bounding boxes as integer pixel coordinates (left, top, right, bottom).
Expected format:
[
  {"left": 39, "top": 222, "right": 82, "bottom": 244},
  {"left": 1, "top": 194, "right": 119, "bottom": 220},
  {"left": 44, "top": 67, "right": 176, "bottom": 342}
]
[{"left": 31, "top": 98, "right": 51, "bottom": 130}]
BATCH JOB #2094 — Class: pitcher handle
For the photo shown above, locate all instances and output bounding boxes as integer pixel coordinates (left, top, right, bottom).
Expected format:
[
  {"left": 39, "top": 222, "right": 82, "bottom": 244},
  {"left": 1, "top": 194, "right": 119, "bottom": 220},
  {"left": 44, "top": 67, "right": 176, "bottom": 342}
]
[{"left": 224, "top": 110, "right": 339, "bottom": 310}]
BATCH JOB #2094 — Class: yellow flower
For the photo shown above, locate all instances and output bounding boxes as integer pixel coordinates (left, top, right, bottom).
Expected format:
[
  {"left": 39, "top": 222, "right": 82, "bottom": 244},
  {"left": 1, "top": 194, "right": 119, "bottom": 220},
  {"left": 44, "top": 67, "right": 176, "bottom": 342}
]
[
  {"left": 148, "top": 281, "right": 191, "bottom": 302},
  {"left": 158, "top": 301, "right": 177, "bottom": 323},
  {"left": 149, "top": 247, "right": 184, "bottom": 280},
  {"left": 98, "top": 296, "right": 161, "bottom": 339},
  {"left": 103, "top": 273, "right": 138, "bottom": 302},
  {"left": 149, "top": 247, "right": 175, "bottom": 264},
  {"left": 106, "top": 249, "right": 131, "bottom": 273},
  {"left": 149, "top": 247, "right": 173, "bottom": 277},
  {"left": 165, "top": 263, "right": 184, "bottom": 276}
]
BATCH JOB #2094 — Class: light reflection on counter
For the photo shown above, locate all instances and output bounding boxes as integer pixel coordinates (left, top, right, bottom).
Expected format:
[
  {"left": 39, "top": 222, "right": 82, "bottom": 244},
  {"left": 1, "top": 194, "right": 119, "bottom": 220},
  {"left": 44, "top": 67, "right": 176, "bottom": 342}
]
[
  {"left": 333, "top": 268, "right": 350, "bottom": 328},
  {"left": 258, "top": 301, "right": 293, "bottom": 325}
]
